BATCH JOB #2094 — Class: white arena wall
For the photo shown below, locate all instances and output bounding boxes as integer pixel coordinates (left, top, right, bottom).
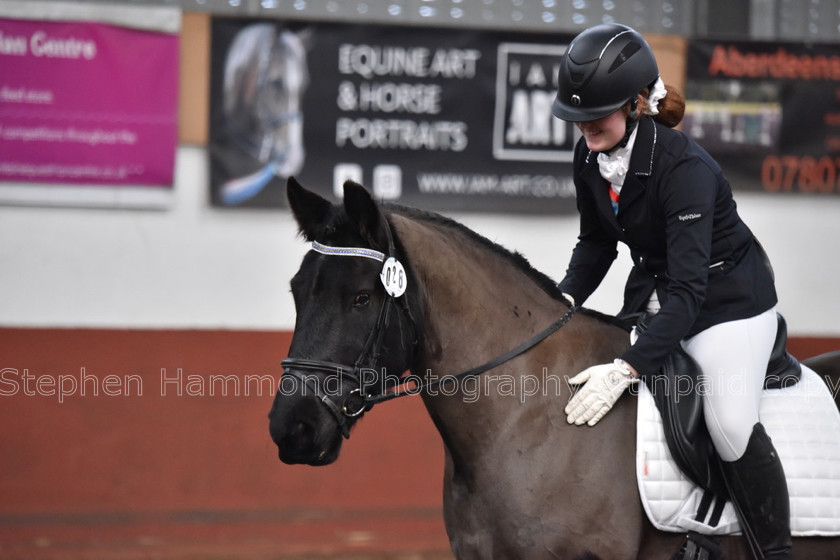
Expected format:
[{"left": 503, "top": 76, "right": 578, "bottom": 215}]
[{"left": 0, "top": 145, "right": 838, "bottom": 338}]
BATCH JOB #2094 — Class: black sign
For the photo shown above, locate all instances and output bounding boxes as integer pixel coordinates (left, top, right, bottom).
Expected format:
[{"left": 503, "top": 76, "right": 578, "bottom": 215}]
[
  {"left": 209, "top": 19, "right": 578, "bottom": 212},
  {"left": 686, "top": 40, "right": 840, "bottom": 195}
]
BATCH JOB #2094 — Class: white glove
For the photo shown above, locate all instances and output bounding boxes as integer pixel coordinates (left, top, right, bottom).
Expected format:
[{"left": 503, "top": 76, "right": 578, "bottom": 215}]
[
  {"left": 565, "top": 359, "right": 638, "bottom": 426},
  {"left": 561, "top": 292, "right": 575, "bottom": 307}
]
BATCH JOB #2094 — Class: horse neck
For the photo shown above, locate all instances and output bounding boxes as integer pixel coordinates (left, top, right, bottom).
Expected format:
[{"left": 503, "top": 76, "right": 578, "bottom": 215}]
[
  {"left": 389, "top": 212, "right": 632, "bottom": 477},
  {"left": 390, "top": 212, "right": 567, "bottom": 373}
]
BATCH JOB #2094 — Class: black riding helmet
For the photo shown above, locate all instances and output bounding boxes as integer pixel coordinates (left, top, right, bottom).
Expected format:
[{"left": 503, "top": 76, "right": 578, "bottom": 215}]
[{"left": 553, "top": 23, "right": 659, "bottom": 122}]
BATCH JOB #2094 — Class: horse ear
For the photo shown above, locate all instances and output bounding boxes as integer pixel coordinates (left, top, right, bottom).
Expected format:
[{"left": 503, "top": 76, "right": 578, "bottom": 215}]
[
  {"left": 286, "top": 177, "right": 333, "bottom": 241},
  {"left": 343, "top": 181, "right": 387, "bottom": 250}
]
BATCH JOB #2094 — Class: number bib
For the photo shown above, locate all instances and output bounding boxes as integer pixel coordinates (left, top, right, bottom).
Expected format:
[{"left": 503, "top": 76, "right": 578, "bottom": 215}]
[{"left": 380, "top": 257, "right": 407, "bottom": 297}]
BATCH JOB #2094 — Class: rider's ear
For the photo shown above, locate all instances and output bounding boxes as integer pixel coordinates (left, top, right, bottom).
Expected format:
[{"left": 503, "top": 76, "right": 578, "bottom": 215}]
[
  {"left": 287, "top": 177, "right": 333, "bottom": 241},
  {"left": 343, "top": 181, "right": 388, "bottom": 251}
]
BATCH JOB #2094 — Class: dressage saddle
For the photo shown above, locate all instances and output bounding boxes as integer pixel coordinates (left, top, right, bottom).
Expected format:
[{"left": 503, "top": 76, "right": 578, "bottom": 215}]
[{"left": 639, "top": 312, "right": 801, "bottom": 498}]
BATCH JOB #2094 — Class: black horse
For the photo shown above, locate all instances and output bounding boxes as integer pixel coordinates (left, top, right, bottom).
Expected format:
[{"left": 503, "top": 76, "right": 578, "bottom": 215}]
[{"left": 269, "top": 178, "right": 840, "bottom": 559}]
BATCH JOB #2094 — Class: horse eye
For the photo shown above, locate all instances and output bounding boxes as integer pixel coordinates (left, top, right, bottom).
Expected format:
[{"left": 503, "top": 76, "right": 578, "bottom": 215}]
[{"left": 353, "top": 293, "right": 370, "bottom": 307}]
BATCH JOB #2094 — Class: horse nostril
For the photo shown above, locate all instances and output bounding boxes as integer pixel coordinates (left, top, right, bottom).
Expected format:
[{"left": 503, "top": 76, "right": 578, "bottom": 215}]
[{"left": 291, "top": 421, "right": 312, "bottom": 439}]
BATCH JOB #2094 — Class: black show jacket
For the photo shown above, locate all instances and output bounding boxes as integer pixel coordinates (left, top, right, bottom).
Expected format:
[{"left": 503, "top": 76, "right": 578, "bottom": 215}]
[{"left": 558, "top": 117, "right": 777, "bottom": 377}]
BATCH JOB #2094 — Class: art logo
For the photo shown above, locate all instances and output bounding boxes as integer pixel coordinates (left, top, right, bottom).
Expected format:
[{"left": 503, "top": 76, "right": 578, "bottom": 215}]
[{"left": 493, "top": 43, "right": 577, "bottom": 163}]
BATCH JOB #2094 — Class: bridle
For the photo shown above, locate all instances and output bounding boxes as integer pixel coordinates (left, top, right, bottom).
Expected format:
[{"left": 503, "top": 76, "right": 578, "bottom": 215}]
[
  {"left": 281, "top": 213, "right": 418, "bottom": 438},
  {"left": 281, "top": 214, "right": 577, "bottom": 439}
]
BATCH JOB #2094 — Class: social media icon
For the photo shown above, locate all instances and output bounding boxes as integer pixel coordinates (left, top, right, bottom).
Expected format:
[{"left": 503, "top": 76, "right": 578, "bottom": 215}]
[
  {"left": 333, "top": 163, "right": 363, "bottom": 198},
  {"left": 373, "top": 165, "right": 402, "bottom": 200}
]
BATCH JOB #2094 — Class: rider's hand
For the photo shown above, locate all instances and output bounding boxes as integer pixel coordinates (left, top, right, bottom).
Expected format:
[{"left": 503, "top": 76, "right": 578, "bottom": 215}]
[{"left": 565, "top": 359, "right": 639, "bottom": 426}]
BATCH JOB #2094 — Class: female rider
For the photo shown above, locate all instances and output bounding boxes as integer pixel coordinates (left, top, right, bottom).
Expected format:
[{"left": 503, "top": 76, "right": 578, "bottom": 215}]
[{"left": 553, "top": 23, "right": 790, "bottom": 559}]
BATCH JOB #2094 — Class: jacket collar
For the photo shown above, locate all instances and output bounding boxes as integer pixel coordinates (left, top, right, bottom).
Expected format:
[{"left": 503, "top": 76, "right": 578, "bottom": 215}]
[
  {"left": 627, "top": 117, "right": 656, "bottom": 178},
  {"left": 615, "top": 118, "right": 656, "bottom": 214}
]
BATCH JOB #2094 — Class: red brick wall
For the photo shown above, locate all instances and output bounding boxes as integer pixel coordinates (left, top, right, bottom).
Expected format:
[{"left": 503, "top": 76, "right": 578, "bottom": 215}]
[
  {"left": 0, "top": 328, "right": 449, "bottom": 557},
  {"left": 0, "top": 328, "right": 836, "bottom": 557}
]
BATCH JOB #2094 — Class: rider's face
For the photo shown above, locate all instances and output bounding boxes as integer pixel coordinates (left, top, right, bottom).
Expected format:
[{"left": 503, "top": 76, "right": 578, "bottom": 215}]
[{"left": 576, "top": 108, "right": 627, "bottom": 152}]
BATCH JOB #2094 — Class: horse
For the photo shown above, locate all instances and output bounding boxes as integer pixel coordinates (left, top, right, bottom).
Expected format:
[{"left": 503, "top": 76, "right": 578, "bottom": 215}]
[{"left": 268, "top": 177, "right": 840, "bottom": 559}]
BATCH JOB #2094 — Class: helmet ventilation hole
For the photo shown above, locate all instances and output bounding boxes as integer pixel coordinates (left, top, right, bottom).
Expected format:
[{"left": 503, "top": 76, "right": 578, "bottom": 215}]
[{"left": 608, "top": 42, "right": 641, "bottom": 73}]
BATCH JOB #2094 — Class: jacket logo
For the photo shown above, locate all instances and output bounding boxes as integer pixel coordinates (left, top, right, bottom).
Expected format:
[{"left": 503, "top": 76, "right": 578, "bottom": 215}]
[{"left": 678, "top": 213, "right": 702, "bottom": 222}]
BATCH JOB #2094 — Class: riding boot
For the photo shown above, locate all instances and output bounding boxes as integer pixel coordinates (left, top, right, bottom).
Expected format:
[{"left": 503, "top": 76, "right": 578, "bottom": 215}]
[{"left": 719, "top": 423, "right": 792, "bottom": 560}]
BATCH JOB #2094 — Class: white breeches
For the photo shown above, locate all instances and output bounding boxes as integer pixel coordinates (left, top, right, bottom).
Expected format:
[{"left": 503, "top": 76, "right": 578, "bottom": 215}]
[{"left": 680, "top": 307, "right": 778, "bottom": 461}]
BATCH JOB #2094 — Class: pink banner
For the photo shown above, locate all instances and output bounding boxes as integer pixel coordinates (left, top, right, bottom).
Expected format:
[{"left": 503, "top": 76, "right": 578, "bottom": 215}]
[{"left": 0, "top": 17, "right": 178, "bottom": 186}]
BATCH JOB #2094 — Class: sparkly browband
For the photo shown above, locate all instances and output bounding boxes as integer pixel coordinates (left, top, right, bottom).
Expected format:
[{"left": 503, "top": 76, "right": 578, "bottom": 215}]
[{"left": 311, "top": 241, "right": 385, "bottom": 262}]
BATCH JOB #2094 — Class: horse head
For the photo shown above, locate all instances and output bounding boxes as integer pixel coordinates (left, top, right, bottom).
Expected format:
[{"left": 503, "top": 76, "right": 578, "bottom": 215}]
[{"left": 269, "top": 178, "right": 421, "bottom": 465}]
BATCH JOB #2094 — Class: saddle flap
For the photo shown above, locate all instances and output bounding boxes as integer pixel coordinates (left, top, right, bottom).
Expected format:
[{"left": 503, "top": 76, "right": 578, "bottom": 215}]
[
  {"left": 639, "top": 312, "right": 801, "bottom": 495},
  {"left": 634, "top": 313, "right": 721, "bottom": 493},
  {"left": 643, "top": 348, "right": 723, "bottom": 494}
]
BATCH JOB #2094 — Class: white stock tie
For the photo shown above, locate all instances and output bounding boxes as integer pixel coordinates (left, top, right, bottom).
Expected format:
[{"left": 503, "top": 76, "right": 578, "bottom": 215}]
[{"left": 596, "top": 127, "right": 638, "bottom": 187}]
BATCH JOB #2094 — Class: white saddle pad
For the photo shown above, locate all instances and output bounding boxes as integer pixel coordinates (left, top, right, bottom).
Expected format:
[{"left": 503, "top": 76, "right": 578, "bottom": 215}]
[{"left": 636, "top": 365, "right": 840, "bottom": 536}]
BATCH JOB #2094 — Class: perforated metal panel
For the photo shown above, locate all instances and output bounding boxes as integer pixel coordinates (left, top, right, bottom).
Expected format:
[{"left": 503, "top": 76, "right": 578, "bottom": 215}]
[
  {"left": 18, "top": 0, "right": 693, "bottom": 34},
  {"left": 777, "top": 0, "right": 840, "bottom": 41},
  {"left": 16, "top": 0, "right": 840, "bottom": 41},
  {"left": 255, "top": 0, "right": 691, "bottom": 34}
]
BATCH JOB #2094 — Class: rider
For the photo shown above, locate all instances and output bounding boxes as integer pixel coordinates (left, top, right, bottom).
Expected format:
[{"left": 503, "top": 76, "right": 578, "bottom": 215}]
[{"left": 552, "top": 23, "right": 791, "bottom": 558}]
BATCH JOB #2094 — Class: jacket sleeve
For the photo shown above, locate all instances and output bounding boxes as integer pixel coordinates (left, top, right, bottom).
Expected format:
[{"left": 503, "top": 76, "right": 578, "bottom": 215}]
[
  {"left": 558, "top": 175, "right": 618, "bottom": 306},
  {"left": 620, "top": 156, "right": 717, "bottom": 377}
]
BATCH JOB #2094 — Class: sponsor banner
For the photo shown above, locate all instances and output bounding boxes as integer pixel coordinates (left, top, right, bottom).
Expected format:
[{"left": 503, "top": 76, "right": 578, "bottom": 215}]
[
  {"left": 0, "top": 4, "right": 179, "bottom": 207},
  {"left": 686, "top": 40, "right": 840, "bottom": 195},
  {"left": 209, "top": 19, "right": 578, "bottom": 213}
]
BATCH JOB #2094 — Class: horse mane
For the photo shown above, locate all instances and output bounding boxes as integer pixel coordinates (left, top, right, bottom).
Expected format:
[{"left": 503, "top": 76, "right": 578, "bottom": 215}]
[{"left": 383, "top": 203, "right": 628, "bottom": 331}]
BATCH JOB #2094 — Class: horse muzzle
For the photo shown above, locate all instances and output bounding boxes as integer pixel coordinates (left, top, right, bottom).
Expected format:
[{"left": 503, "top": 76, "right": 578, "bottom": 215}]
[{"left": 268, "top": 383, "right": 345, "bottom": 466}]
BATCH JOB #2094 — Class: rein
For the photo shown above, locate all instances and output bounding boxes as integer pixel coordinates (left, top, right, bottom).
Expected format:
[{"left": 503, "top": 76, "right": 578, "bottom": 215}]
[
  {"left": 365, "top": 305, "right": 576, "bottom": 406},
  {"left": 281, "top": 215, "right": 576, "bottom": 437}
]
